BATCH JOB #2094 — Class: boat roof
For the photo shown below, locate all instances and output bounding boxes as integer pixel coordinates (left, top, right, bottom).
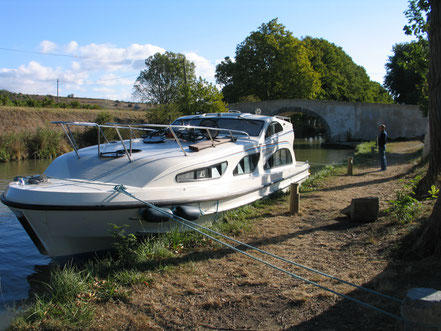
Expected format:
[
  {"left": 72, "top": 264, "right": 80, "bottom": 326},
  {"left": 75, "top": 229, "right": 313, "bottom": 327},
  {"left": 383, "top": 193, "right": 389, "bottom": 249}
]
[{"left": 176, "top": 111, "right": 290, "bottom": 123}]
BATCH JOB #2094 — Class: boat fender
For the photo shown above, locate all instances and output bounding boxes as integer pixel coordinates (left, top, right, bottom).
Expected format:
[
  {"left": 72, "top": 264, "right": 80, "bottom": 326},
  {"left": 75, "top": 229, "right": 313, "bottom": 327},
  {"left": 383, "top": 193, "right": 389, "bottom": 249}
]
[
  {"left": 139, "top": 207, "right": 173, "bottom": 223},
  {"left": 173, "top": 205, "right": 201, "bottom": 221}
]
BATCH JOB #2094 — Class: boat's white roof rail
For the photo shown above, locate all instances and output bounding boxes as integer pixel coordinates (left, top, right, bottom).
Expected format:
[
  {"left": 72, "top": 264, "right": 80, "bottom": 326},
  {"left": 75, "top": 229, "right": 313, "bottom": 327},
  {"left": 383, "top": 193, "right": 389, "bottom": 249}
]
[
  {"left": 51, "top": 121, "right": 251, "bottom": 161},
  {"left": 275, "top": 115, "right": 291, "bottom": 122}
]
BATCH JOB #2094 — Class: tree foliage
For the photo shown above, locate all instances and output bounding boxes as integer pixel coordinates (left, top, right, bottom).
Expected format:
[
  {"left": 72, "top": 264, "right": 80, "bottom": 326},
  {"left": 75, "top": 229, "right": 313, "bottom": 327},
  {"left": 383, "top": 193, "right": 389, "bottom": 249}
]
[
  {"left": 216, "top": 19, "right": 321, "bottom": 103},
  {"left": 133, "top": 52, "right": 227, "bottom": 117},
  {"left": 404, "top": 0, "right": 430, "bottom": 39},
  {"left": 302, "top": 37, "right": 392, "bottom": 103},
  {"left": 216, "top": 19, "right": 392, "bottom": 104},
  {"left": 133, "top": 51, "right": 195, "bottom": 105},
  {"left": 176, "top": 78, "right": 226, "bottom": 115},
  {"left": 384, "top": 39, "right": 429, "bottom": 111}
]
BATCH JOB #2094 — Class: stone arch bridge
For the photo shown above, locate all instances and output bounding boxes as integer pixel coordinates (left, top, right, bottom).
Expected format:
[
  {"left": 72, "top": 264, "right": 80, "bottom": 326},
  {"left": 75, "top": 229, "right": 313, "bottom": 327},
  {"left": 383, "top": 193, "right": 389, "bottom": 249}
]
[{"left": 230, "top": 99, "right": 427, "bottom": 142}]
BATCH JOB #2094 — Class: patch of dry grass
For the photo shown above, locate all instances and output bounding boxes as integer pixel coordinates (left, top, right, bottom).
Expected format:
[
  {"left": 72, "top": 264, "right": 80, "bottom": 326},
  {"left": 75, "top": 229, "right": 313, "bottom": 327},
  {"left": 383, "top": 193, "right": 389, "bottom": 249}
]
[{"left": 0, "top": 106, "right": 146, "bottom": 135}]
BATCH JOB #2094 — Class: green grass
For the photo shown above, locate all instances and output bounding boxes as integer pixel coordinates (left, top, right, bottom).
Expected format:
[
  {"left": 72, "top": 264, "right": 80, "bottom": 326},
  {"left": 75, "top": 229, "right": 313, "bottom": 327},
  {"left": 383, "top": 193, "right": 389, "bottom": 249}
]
[
  {"left": 11, "top": 265, "right": 95, "bottom": 330},
  {"left": 355, "top": 141, "right": 377, "bottom": 155},
  {"left": 301, "top": 164, "right": 345, "bottom": 193}
]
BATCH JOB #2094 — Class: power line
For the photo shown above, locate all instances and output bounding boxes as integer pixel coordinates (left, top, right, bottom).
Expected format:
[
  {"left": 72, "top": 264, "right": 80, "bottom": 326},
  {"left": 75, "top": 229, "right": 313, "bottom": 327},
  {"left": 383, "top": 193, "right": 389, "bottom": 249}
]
[
  {"left": 15, "top": 73, "right": 138, "bottom": 85},
  {"left": 0, "top": 46, "right": 134, "bottom": 61}
]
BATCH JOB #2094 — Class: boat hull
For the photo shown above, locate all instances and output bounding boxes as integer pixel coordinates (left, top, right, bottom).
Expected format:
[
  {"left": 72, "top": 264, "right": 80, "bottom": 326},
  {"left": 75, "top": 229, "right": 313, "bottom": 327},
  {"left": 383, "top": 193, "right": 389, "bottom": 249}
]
[{"left": 2, "top": 163, "right": 309, "bottom": 258}]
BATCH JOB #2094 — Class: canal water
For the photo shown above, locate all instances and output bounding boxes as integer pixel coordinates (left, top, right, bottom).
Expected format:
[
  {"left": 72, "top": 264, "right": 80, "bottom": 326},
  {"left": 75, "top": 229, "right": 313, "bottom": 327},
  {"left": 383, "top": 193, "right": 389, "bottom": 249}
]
[{"left": 0, "top": 142, "right": 353, "bottom": 317}]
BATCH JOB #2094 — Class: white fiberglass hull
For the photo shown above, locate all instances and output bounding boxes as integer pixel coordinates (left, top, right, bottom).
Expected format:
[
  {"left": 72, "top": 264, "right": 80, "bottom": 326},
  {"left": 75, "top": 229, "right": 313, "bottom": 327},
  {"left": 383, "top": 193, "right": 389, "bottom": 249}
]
[{"left": 2, "top": 162, "right": 309, "bottom": 258}]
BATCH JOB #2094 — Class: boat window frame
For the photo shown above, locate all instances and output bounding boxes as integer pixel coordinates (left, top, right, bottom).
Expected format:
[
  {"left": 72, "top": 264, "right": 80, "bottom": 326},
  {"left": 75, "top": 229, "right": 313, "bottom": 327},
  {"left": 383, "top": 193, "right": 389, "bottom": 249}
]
[
  {"left": 233, "top": 153, "right": 261, "bottom": 176},
  {"left": 265, "top": 121, "right": 284, "bottom": 140},
  {"left": 176, "top": 161, "right": 228, "bottom": 183},
  {"left": 264, "top": 148, "right": 293, "bottom": 170}
]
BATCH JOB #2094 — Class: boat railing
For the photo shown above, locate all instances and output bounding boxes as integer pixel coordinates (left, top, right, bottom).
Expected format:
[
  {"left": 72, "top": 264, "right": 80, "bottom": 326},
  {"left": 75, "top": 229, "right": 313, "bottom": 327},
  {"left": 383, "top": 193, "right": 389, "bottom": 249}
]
[{"left": 51, "top": 121, "right": 251, "bottom": 162}]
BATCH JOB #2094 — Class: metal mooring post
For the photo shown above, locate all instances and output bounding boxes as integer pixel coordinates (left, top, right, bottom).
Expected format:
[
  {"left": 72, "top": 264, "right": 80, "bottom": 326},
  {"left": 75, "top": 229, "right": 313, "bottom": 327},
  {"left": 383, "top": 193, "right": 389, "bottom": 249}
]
[
  {"left": 401, "top": 288, "right": 441, "bottom": 330},
  {"left": 347, "top": 157, "right": 354, "bottom": 176},
  {"left": 289, "top": 183, "right": 300, "bottom": 214}
]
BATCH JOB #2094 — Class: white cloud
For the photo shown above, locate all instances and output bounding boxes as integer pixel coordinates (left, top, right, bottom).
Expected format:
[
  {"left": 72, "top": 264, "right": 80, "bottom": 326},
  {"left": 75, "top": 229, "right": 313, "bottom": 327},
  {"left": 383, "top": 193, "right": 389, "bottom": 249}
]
[
  {"left": 185, "top": 52, "right": 216, "bottom": 83},
  {"left": 0, "top": 61, "right": 57, "bottom": 94},
  {"left": 40, "top": 40, "right": 57, "bottom": 53},
  {"left": 65, "top": 41, "right": 78, "bottom": 53},
  {"left": 94, "top": 74, "right": 134, "bottom": 87},
  {"left": 63, "top": 42, "right": 166, "bottom": 73},
  {"left": 0, "top": 40, "right": 217, "bottom": 100}
]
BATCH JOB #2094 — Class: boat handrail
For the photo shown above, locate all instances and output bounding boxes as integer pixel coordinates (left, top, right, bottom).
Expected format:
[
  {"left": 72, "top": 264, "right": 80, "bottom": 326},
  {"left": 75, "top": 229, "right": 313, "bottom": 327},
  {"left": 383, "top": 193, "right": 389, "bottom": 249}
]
[{"left": 51, "top": 121, "right": 251, "bottom": 161}]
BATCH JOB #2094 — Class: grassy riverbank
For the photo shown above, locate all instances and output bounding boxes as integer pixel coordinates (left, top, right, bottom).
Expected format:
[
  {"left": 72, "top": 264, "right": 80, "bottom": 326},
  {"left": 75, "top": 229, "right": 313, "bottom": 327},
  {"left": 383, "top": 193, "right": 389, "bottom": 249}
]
[
  {"left": 7, "top": 140, "right": 438, "bottom": 330},
  {"left": 0, "top": 106, "right": 146, "bottom": 161}
]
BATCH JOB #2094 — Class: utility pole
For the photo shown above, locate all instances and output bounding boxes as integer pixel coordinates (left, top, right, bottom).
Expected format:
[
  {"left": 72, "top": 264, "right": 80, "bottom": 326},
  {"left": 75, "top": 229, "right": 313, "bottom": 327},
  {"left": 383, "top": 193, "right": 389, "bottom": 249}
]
[{"left": 56, "top": 79, "right": 59, "bottom": 102}]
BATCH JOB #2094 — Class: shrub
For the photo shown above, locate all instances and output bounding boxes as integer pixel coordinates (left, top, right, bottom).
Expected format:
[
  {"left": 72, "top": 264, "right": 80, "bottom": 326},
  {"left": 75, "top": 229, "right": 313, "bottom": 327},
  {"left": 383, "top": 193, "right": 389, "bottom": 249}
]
[{"left": 26, "top": 128, "right": 64, "bottom": 159}]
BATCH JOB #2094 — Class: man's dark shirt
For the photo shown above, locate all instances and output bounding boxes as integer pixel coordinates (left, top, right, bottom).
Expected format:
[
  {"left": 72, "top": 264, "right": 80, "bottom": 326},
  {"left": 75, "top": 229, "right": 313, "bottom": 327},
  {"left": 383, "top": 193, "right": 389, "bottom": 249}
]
[{"left": 378, "top": 130, "right": 387, "bottom": 147}]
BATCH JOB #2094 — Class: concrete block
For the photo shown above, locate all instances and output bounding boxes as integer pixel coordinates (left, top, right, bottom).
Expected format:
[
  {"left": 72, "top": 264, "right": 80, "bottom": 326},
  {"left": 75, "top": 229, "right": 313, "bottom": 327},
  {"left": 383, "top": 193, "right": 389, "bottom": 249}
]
[
  {"left": 341, "top": 197, "right": 379, "bottom": 222},
  {"left": 401, "top": 288, "right": 441, "bottom": 330}
]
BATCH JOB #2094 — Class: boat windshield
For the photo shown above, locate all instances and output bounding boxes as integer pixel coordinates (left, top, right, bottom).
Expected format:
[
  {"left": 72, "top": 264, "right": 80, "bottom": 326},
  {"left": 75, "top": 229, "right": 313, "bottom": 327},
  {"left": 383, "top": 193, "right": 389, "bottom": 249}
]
[{"left": 173, "top": 118, "right": 265, "bottom": 137}]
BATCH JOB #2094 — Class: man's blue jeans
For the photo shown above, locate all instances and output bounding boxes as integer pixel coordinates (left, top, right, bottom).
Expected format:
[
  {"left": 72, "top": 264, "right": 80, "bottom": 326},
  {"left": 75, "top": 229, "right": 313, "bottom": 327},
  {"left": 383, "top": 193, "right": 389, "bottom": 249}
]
[{"left": 379, "top": 145, "right": 387, "bottom": 170}]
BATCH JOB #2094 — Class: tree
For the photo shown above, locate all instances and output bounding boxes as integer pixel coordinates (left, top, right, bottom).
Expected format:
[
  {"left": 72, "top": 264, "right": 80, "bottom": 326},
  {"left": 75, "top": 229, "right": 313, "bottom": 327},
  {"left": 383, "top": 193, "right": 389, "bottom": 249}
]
[
  {"left": 302, "top": 37, "right": 393, "bottom": 103},
  {"left": 216, "top": 19, "right": 391, "bottom": 104},
  {"left": 176, "top": 78, "right": 226, "bottom": 115},
  {"left": 407, "top": 0, "right": 441, "bottom": 257},
  {"left": 133, "top": 51, "right": 195, "bottom": 104},
  {"left": 216, "top": 19, "right": 321, "bottom": 103},
  {"left": 384, "top": 40, "right": 429, "bottom": 112}
]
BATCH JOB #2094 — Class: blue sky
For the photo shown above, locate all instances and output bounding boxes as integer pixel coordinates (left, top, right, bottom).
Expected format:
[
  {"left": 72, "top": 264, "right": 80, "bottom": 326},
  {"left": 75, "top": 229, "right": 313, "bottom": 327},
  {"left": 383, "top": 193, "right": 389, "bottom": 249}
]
[{"left": 0, "top": 0, "right": 415, "bottom": 101}]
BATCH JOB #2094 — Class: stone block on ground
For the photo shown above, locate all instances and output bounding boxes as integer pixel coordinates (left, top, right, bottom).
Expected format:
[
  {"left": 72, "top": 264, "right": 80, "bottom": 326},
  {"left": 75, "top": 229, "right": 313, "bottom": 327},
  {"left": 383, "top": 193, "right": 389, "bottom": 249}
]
[
  {"left": 401, "top": 287, "right": 441, "bottom": 330},
  {"left": 341, "top": 197, "right": 379, "bottom": 222}
]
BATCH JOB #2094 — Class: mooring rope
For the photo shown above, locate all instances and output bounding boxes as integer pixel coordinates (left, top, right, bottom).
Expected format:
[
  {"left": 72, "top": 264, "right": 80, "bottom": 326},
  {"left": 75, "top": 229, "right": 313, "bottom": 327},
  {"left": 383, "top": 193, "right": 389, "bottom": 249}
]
[{"left": 113, "top": 184, "right": 406, "bottom": 323}]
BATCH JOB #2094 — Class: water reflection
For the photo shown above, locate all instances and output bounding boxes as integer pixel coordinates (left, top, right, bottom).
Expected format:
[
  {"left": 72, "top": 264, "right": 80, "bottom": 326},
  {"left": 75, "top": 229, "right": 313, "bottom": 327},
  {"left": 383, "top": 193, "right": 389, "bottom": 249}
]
[
  {"left": 294, "top": 139, "right": 353, "bottom": 173},
  {"left": 0, "top": 159, "right": 52, "bottom": 312}
]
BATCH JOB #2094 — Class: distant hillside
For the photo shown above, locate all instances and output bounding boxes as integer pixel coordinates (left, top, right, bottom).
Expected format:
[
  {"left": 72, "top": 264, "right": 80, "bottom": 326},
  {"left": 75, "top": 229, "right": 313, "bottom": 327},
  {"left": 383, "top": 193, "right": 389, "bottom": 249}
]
[
  {"left": 0, "top": 106, "right": 147, "bottom": 135},
  {"left": 0, "top": 90, "right": 151, "bottom": 111},
  {"left": 58, "top": 95, "right": 151, "bottom": 111}
]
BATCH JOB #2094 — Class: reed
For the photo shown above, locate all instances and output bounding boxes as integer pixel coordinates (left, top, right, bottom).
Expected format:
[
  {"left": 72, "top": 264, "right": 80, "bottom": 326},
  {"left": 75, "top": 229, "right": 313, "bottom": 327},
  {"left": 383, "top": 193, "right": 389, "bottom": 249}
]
[{"left": 0, "top": 129, "right": 72, "bottom": 162}]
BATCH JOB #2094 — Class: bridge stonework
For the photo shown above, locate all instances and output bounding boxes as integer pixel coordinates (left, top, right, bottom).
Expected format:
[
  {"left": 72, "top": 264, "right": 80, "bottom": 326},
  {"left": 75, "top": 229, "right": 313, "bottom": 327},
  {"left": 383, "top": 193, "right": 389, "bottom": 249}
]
[{"left": 230, "top": 99, "right": 427, "bottom": 142}]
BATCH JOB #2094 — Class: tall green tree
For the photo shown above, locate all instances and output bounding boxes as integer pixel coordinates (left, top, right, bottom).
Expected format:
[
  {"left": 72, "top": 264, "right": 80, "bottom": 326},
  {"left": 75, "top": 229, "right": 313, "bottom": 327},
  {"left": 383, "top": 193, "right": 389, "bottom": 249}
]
[
  {"left": 404, "top": 0, "right": 441, "bottom": 257},
  {"left": 176, "top": 78, "right": 226, "bottom": 115},
  {"left": 383, "top": 39, "right": 429, "bottom": 111},
  {"left": 216, "top": 19, "right": 321, "bottom": 103},
  {"left": 216, "top": 19, "right": 391, "bottom": 104},
  {"left": 302, "top": 37, "right": 392, "bottom": 103},
  {"left": 133, "top": 51, "right": 195, "bottom": 104}
]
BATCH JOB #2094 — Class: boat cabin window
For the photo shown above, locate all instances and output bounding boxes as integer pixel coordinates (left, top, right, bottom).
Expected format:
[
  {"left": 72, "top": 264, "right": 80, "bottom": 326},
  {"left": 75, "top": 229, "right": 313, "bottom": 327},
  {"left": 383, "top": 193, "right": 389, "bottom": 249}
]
[
  {"left": 264, "top": 148, "right": 293, "bottom": 170},
  {"left": 173, "top": 118, "right": 265, "bottom": 137},
  {"left": 233, "top": 153, "right": 260, "bottom": 176},
  {"left": 265, "top": 122, "right": 284, "bottom": 139},
  {"left": 176, "top": 162, "right": 228, "bottom": 182}
]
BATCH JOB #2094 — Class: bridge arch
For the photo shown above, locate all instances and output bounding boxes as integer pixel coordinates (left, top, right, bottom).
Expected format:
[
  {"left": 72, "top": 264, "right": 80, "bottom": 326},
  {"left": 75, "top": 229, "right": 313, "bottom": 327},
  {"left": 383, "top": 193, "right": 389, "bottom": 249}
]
[{"left": 274, "top": 106, "right": 332, "bottom": 141}]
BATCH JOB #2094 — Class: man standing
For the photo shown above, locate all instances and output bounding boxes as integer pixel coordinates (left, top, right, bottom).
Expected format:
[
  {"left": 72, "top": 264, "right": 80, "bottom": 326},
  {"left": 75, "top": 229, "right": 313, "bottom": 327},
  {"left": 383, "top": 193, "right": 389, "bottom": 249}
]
[{"left": 378, "top": 124, "right": 387, "bottom": 171}]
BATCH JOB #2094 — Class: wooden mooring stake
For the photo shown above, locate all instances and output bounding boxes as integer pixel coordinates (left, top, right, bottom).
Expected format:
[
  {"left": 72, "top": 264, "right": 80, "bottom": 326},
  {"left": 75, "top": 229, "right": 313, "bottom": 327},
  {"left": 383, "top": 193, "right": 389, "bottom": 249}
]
[
  {"left": 289, "top": 183, "right": 300, "bottom": 214},
  {"left": 347, "top": 157, "right": 353, "bottom": 176}
]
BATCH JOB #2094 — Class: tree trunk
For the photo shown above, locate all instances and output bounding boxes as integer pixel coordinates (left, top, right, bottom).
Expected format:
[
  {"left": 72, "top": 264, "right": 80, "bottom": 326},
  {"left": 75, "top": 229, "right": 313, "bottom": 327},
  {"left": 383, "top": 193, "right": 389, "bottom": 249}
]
[
  {"left": 411, "top": 196, "right": 441, "bottom": 257},
  {"left": 412, "top": 0, "right": 441, "bottom": 256}
]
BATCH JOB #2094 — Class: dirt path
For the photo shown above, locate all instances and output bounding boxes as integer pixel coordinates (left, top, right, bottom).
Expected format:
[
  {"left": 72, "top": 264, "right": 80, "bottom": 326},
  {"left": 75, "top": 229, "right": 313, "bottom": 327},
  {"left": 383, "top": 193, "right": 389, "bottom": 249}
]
[{"left": 93, "top": 141, "right": 439, "bottom": 330}]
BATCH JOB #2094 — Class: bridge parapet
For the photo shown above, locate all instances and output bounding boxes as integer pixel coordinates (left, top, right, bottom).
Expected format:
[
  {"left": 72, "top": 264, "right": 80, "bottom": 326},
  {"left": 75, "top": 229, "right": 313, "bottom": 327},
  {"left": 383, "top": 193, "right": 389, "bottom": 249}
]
[{"left": 230, "top": 99, "right": 427, "bottom": 142}]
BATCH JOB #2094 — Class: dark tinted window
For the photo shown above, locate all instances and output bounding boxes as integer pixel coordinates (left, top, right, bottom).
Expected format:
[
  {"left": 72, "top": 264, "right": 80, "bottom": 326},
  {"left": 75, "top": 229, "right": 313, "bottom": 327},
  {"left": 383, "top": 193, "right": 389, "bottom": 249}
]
[
  {"left": 176, "top": 162, "right": 228, "bottom": 182},
  {"left": 264, "top": 149, "right": 293, "bottom": 170},
  {"left": 173, "top": 118, "right": 265, "bottom": 137},
  {"left": 265, "top": 122, "right": 283, "bottom": 139},
  {"left": 233, "top": 153, "right": 260, "bottom": 176}
]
